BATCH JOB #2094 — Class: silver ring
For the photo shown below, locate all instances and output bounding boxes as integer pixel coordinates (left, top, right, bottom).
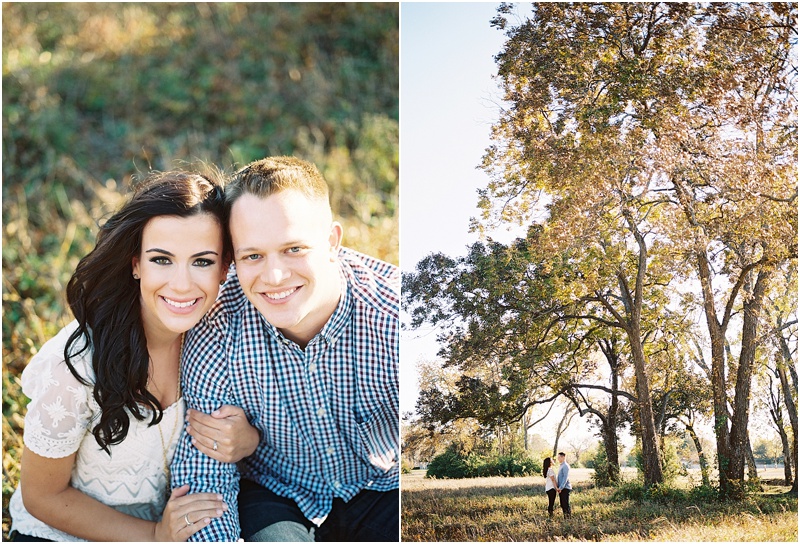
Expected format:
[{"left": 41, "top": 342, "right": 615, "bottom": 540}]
[
  {"left": 213, "top": 440, "right": 218, "bottom": 451},
  {"left": 185, "top": 513, "right": 194, "bottom": 527}
]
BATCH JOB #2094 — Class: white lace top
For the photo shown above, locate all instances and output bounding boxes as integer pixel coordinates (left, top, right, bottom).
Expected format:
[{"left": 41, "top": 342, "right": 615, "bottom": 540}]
[{"left": 9, "top": 320, "right": 186, "bottom": 541}]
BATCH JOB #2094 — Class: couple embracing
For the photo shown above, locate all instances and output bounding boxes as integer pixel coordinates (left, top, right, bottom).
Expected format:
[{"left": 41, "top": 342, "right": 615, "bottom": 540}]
[
  {"left": 542, "top": 452, "right": 572, "bottom": 519},
  {"left": 9, "top": 157, "right": 399, "bottom": 542}
]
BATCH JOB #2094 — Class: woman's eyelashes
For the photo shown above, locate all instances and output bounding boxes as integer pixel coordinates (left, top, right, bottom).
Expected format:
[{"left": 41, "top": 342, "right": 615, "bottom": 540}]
[
  {"left": 147, "top": 256, "right": 217, "bottom": 267},
  {"left": 149, "top": 256, "right": 171, "bottom": 266}
]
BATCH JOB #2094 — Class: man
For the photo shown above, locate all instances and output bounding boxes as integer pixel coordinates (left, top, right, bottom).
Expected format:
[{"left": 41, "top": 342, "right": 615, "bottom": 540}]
[
  {"left": 556, "top": 452, "right": 572, "bottom": 518},
  {"left": 171, "top": 156, "right": 399, "bottom": 542}
]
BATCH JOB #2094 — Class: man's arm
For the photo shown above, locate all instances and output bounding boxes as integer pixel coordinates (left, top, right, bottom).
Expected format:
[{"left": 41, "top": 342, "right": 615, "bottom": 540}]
[
  {"left": 171, "top": 319, "right": 241, "bottom": 542},
  {"left": 556, "top": 464, "right": 566, "bottom": 489}
]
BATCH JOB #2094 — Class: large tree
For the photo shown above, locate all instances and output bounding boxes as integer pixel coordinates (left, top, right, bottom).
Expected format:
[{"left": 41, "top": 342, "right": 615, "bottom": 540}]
[
  {"left": 655, "top": 3, "right": 797, "bottom": 498},
  {"left": 481, "top": 2, "right": 703, "bottom": 487},
  {"left": 483, "top": 1, "right": 797, "bottom": 496},
  {"left": 403, "top": 235, "right": 593, "bottom": 430},
  {"left": 403, "top": 227, "right": 668, "bottom": 483}
]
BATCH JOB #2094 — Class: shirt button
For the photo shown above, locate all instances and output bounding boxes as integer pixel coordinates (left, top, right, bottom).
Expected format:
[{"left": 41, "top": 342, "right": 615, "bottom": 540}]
[
  {"left": 308, "top": 363, "right": 317, "bottom": 373},
  {"left": 317, "top": 407, "right": 326, "bottom": 417},
  {"left": 332, "top": 480, "right": 341, "bottom": 489},
  {"left": 326, "top": 446, "right": 335, "bottom": 455}
]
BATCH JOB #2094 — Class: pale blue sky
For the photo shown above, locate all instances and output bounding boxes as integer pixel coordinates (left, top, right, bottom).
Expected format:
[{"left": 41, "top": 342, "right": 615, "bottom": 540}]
[
  {"left": 398, "top": 3, "right": 597, "bottom": 448},
  {"left": 400, "top": 2, "right": 506, "bottom": 272},
  {"left": 400, "top": 2, "right": 507, "bottom": 415}
]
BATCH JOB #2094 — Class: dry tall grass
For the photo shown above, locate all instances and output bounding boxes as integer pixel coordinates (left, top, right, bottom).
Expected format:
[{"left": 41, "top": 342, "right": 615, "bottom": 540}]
[{"left": 401, "top": 470, "right": 798, "bottom": 542}]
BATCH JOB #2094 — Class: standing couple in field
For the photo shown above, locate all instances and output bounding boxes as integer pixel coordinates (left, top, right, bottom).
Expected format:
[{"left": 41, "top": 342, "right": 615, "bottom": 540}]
[
  {"left": 9, "top": 157, "right": 399, "bottom": 542},
  {"left": 542, "top": 453, "right": 572, "bottom": 519}
]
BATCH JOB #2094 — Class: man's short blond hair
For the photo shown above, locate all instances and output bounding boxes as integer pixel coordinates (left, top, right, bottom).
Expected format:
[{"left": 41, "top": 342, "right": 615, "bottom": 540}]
[{"left": 225, "top": 156, "right": 330, "bottom": 220}]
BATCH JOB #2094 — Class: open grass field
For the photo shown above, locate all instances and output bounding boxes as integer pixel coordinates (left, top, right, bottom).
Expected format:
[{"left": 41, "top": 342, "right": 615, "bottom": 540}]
[{"left": 401, "top": 469, "right": 798, "bottom": 541}]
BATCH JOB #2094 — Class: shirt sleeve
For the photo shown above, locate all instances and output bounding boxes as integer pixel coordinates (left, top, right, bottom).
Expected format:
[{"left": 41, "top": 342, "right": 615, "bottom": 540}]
[
  {"left": 20, "top": 333, "right": 95, "bottom": 458},
  {"left": 170, "top": 316, "right": 241, "bottom": 542}
]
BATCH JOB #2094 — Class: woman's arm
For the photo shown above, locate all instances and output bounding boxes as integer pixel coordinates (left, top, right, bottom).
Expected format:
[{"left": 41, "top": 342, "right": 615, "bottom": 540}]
[
  {"left": 20, "top": 447, "right": 226, "bottom": 541},
  {"left": 548, "top": 469, "right": 559, "bottom": 491}
]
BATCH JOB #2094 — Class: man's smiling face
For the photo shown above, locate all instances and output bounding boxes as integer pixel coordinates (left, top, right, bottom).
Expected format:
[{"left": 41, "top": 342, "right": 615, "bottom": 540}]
[{"left": 231, "top": 190, "right": 343, "bottom": 347}]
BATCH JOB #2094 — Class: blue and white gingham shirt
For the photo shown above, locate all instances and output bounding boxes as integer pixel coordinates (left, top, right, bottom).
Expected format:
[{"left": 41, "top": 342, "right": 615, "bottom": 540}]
[{"left": 171, "top": 248, "right": 399, "bottom": 542}]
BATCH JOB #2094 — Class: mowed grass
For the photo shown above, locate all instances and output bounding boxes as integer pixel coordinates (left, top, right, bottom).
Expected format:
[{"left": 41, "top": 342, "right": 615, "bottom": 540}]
[{"left": 401, "top": 469, "right": 798, "bottom": 541}]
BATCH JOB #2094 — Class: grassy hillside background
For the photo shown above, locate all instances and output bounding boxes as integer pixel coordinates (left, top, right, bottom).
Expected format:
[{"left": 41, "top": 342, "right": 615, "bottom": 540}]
[{"left": 2, "top": 3, "right": 398, "bottom": 536}]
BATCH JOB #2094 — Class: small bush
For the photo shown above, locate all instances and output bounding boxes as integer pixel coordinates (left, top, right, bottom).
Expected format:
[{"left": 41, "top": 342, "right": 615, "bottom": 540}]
[
  {"left": 644, "top": 483, "right": 690, "bottom": 503},
  {"left": 613, "top": 480, "right": 645, "bottom": 501},
  {"left": 614, "top": 480, "right": 723, "bottom": 505},
  {"left": 590, "top": 444, "right": 620, "bottom": 487},
  {"left": 483, "top": 453, "right": 541, "bottom": 477},
  {"left": 426, "top": 448, "right": 469, "bottom": 479},
  {"left": 689, "top": 484, "right": 718, "bottom": 503},
  {"left": 426, "top": 448, "right": 540, "bottom": 479}
]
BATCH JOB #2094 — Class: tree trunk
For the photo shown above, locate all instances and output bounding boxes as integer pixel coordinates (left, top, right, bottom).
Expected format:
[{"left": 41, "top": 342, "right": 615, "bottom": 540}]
[
  {"left": 746, "top": 433, "right": 762, "bottom": 491},
  {"left": 769, "top": 369, "right": 795, "bottom": 488},
  {"left": 673, "top": 177, "right": 745, "bottom": 498},
  {"left": 778, "top": 425, "right": 793, "bottom": 486},
  {"left": 522, "top": 410, "right": 530, "bottom": 452},
  {"left": 696, "top": 249, "right": 736, "bottom": 498},
  {"left": 553, "top": 405, "right": 574, "bottom": 459},
  {"left": 598, "top": 338, "right": 622, "bottom": 485},
  {"left": 629, "top": 330, "right": 663, "bottom": 487},
  {"left": 606, "top": 361, "right": 621, "bottom": 484},
  {"left": 727, "top": 269, "right": 771, "bottom": 496},
  {"left": 618, "top": 211, "right": 663, "bottom": 488},
  {"left": 776, "top": 349, "right": 798, "bottom": 494},
  {"left": 602, "top": 421, "right": 621, "bottom": 485},
  {"left": 685, "top": 422, "right": 710, "bottom": 487}
]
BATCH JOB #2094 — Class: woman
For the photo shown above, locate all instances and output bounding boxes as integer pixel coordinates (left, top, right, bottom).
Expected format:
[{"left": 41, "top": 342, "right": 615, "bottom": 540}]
[
  {"left": 543, "top": 457, "right": 558, "bottom": 517},
  {"left": 9, "top": 171, "right": 258, "bottom": 541}
]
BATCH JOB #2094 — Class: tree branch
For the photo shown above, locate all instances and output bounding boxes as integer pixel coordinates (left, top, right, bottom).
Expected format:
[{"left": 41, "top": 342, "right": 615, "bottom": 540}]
[{"left": 570, "top": 382, "right": 638, "bottom": 403}]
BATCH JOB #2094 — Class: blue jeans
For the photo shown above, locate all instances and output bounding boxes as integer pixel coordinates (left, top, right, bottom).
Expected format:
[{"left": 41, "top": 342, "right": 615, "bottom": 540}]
[{"left": 239, "top": 479, "right": 399, "bottom": 542}]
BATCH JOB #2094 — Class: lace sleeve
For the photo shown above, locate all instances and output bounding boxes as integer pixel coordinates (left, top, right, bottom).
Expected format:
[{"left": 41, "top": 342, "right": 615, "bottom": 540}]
[{"left": 21, "top": 332, "right": 96, "bottom": 459}]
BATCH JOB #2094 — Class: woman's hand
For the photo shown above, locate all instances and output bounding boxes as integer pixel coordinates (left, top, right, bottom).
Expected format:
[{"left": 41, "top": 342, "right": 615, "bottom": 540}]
[
  {"left": 185, "top": 405, "right": 260, "bottom": 463},
  {"left": 154, "top": 485, "right": 227, "bottom": 541}
]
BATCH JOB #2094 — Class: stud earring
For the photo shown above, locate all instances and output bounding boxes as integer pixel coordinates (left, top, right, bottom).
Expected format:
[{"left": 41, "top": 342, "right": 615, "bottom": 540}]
[{"left": 133, "top": 273, "right": 140, "bottom": 280}]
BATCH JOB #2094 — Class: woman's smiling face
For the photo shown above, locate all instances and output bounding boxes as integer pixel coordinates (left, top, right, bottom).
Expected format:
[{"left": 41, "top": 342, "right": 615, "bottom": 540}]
[{"left": 132, "top": 213, "right": 226, "bottom": 339}]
